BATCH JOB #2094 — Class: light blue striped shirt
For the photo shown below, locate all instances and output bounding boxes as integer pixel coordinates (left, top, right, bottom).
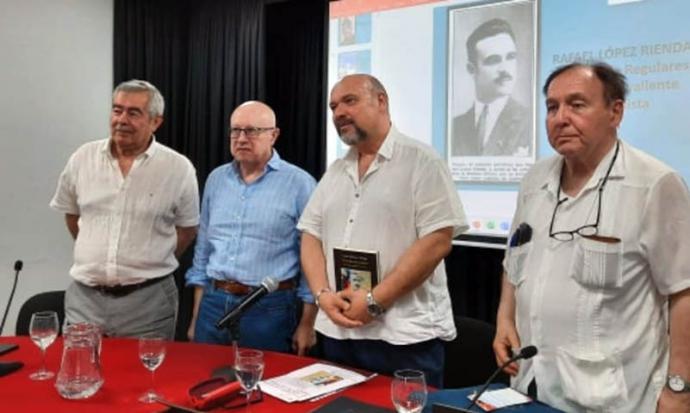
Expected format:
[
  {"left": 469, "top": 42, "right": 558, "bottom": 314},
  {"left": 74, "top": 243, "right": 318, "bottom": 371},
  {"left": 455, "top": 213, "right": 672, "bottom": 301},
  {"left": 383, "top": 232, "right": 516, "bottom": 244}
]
[{"left": 185, "top": 151, "right": 316, "bottom": 303}]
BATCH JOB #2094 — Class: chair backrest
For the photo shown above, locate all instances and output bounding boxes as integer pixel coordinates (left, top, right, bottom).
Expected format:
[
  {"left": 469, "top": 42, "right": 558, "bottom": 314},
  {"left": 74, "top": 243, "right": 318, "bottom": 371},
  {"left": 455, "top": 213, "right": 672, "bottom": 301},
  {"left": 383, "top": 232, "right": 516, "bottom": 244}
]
[
  {"left": 443, "top": 316, "right": 509, "bottom": 389},
  {"left": 15, "top": 291, "right": 66, "bottom": 336}
]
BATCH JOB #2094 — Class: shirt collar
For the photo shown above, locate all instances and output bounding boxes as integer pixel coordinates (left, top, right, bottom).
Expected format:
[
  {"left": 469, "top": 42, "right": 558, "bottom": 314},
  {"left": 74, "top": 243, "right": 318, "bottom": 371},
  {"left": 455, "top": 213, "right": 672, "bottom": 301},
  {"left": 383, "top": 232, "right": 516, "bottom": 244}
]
[
  {"left": 344, "top": 124, "right": 398, "bottom": 162},
  {"left": 231, "top": 149, "right": 282, "bottom": 178},
  {"left": 102, "top": 135, "right": 158, "bottom": 160},
  {"left": 542, "top": 139, "right": 625, "bottom": 196},
  {"left": 474, "top": 96, "right": 509, "bottom": 124}
]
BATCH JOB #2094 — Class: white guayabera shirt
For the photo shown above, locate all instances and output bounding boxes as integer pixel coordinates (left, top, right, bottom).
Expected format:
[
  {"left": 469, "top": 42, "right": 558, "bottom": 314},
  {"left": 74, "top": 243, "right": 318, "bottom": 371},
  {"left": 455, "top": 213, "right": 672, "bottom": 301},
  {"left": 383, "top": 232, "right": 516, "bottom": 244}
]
[{"left": 505, "top": 140, "right": 690, "bottom": 412}]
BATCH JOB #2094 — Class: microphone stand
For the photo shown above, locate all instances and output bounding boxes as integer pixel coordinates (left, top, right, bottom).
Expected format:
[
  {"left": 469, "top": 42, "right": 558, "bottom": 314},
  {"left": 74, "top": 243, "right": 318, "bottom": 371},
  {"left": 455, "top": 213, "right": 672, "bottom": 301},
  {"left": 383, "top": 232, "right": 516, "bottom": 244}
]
[
  {"left": 0, "top": 260, "right": 23, "bottom": 335},
  {"left": 0, "top": 261, "right": 23, "bottom": 377},
  {"left": 434, "top": 347, "right": 537, "bottom": 413},
  {"left": 211, "top": 319, "right": 239, "bottom": 382}
]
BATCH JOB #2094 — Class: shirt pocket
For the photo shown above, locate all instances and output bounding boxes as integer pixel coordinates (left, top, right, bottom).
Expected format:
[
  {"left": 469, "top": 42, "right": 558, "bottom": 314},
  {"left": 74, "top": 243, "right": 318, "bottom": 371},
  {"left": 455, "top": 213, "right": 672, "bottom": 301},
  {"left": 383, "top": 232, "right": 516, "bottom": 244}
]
[
  {"left": 506, "top": 242, "right": 532, "bottom": 286},
  {"left": 555, "top": 347, "right": 628, "bottom": 410},
  {"left": 568, "top": 237, "right": 623, "bottom": 289}
]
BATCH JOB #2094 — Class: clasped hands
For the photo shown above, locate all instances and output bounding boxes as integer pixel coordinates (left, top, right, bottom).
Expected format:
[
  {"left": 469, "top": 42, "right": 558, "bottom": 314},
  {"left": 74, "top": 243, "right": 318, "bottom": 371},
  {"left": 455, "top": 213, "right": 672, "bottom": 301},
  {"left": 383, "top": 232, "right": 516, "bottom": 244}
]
[{"left": 318, "top": 288, "right": 373, "bottom": 328}]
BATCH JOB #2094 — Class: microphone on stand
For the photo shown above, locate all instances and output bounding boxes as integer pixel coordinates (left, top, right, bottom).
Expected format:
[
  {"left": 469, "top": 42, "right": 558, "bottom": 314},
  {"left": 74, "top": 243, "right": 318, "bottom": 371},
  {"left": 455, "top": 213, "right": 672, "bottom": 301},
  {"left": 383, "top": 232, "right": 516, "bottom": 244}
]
[
  {"left": 0, "top": 260, "right": 23, "bottom": 335},
  {"left": 215, "top": 277, "right": 278, "bottom": 330},
  {"left": 0, "top": 261, "right": 24, "bottom": 377},
  {"left": 450, "top": 346, "right": 538, "bottom": 413}
]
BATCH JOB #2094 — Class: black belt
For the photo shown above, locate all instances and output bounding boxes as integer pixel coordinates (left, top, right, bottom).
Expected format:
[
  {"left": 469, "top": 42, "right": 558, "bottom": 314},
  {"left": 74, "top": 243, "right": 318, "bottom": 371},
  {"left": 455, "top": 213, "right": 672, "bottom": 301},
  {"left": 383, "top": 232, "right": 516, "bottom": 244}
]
[{"left": 89, "top": 275, "right": 172, "bottom": 297}]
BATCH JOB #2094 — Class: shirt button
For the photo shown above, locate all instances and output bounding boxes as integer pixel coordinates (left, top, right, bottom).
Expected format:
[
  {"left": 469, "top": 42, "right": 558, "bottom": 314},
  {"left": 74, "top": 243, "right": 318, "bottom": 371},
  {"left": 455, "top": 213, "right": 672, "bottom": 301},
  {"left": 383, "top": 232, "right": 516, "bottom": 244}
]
[
  {"left": 348, "top": 219, "right": 353, "bottom": 223},
  {"left": 355, "top": 193, "right": 360, "bottom": 198}
]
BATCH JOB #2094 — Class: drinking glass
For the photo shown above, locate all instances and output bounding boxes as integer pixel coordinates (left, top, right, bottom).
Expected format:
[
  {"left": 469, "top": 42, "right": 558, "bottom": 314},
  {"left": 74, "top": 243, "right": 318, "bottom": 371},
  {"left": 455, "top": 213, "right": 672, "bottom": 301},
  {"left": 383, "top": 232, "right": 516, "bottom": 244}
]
[
  {"left": 235, "top": 349, "right": 264, "bottom": 408},
  {"left": 138, "top": 336, "right": 166, "bottom": 403},
  {"left": 391, "top": 369, "right": 427, "bottom": 413},
  {"left": 29, "top": 311, "right": 59, "bottom": 380}
]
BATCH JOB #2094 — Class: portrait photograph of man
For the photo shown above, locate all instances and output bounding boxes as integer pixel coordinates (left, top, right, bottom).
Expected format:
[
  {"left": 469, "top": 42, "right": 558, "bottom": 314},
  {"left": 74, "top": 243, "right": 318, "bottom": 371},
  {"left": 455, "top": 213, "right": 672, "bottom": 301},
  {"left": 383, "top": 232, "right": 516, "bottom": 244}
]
[{"left": 448, "top": 0, "right": 536, "bottom": 160}]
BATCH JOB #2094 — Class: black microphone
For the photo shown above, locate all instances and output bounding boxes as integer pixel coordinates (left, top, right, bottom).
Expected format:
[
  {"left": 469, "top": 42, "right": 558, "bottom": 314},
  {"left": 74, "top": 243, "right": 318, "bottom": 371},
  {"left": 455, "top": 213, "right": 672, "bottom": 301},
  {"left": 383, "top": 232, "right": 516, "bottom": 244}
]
[
  {"left": 459, "top": 346, "right": 538, "bottom": 413},
  {"left": 215, "top": 277, "right": 278, "bottom": 330},
  {"left": 0, "top": 260, "right": 23, "bottom": 335}
]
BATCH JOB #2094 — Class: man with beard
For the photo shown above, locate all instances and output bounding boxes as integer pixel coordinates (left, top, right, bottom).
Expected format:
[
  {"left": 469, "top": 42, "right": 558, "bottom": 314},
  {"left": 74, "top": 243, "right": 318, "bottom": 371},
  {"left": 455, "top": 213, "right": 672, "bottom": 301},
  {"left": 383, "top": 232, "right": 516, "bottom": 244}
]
[
  {"left": 298, "top": 74, "right": 468, "bottom": 387},
  {"left": 186, "top": 101, "right": 317, "bottom": 355},
  {"left": 451, "top": 18, "right": 531, "bottom": 157},
  {"left": 50, "top": 80, "right": 199, "bottom": 339}
]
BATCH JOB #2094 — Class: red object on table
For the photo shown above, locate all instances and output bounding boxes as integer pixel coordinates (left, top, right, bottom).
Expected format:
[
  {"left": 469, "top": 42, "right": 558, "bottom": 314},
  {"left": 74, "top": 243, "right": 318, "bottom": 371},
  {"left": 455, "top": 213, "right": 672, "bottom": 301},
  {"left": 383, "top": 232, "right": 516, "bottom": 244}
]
[{"left": 0, "top": 336, "right": 394, "bottom": 412}]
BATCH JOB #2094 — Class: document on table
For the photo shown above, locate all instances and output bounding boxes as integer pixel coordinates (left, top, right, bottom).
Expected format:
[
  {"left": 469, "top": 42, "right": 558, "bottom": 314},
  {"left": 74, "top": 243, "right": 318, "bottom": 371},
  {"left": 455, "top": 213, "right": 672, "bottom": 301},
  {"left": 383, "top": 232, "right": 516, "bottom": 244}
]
[
  {"left": 468, "top": 387, "right": 531, "bottom": 411},
  {"left": 260, "top": 363, "right": 377, "bottom": 403}
]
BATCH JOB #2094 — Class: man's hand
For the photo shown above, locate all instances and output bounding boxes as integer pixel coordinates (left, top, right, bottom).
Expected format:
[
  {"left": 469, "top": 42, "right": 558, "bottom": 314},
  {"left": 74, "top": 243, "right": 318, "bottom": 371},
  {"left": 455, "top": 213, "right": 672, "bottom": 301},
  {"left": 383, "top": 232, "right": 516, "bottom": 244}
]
[
  {"left": 340, "top": 288, "right": 373, "bottom": 325},
  {"left": 292, "top": 302, "right": 318, "bottom": 356},
  {"left": 318, "top": 290, "right": 363, "bottom": 328},
  {"left": 187, "top": 314, "right": 197, "bottom": 341},
  {"left": 657, "top": 388, "right": 690, "bottom": 412},
  {"left": 291, "top": 323, "right": 316, "bottom": 356},
  {"left": 493, "top": 317, "right": 521, "bottom": 376}
]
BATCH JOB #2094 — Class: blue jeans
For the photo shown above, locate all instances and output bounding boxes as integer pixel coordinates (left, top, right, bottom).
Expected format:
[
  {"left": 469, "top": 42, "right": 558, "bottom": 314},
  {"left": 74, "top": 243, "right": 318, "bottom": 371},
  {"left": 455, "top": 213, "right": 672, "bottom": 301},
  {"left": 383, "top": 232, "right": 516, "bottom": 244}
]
[
  {"left": 194, "top": 285, "right": 297, "bottom": 353},
  {"left": 321, "top": 335, "right": 445, "bottom": 388}
]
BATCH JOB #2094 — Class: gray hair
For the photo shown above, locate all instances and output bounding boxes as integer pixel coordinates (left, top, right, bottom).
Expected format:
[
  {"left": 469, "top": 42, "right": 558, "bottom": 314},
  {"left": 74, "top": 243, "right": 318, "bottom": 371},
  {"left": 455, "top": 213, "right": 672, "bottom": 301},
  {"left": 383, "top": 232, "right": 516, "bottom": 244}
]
[{"left": 113, "top": 79, "right": 165, "bottom": 118}]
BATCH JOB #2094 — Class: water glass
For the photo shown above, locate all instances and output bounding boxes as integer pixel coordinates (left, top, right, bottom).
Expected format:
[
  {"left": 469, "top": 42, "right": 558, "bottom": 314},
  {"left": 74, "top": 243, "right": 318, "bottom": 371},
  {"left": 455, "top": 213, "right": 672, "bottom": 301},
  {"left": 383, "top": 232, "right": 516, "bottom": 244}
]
[
  {"left": 235, "top": 349, "right": 264, "bottom": 407},
  {"left": 138, "top": 336, "right": 166, "bottom": 403},
  {"left": 391, "top": 369, "right": 427, "bottom": 413},
  {"left": 29, "top": 311, "right": 59, "bottom": 380}
]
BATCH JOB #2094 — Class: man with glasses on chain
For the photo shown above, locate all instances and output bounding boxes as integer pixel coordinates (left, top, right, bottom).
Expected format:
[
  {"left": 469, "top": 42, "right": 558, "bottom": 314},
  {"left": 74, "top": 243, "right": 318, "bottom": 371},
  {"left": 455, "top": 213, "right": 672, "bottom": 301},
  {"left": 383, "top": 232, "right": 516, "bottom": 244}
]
[
  {"left": 494, "top": 62, "right": 690, "bottom": 412},
  {"left": 185, "top": 101, "right": 317, "bottom": 355}
]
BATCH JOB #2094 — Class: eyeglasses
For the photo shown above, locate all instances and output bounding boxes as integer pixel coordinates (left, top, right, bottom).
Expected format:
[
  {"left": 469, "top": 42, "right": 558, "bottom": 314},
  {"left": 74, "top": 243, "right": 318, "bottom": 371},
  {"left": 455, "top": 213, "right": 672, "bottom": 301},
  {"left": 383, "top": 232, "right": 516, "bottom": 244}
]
[
  {"left": 549, "top": 141, "right": 619, "bottom": 241},
  {"left": 228, "top": 127, "right": 275, "bottom": 139}
]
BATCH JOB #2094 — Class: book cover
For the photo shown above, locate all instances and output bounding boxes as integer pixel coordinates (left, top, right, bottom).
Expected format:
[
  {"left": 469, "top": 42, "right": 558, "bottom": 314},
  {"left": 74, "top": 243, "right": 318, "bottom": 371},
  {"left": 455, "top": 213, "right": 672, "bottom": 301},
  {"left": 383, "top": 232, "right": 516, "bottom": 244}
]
[{"left": 333, "top": 247, "right": 380, "bottom": 292}]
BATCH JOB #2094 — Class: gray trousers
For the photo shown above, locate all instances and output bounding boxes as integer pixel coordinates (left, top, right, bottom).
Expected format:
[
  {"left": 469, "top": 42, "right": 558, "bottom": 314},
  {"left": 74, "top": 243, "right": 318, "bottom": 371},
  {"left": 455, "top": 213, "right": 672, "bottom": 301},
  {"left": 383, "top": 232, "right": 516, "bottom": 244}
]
[{"left": 64, "top": 276, "right": 178, "bottom": 340}]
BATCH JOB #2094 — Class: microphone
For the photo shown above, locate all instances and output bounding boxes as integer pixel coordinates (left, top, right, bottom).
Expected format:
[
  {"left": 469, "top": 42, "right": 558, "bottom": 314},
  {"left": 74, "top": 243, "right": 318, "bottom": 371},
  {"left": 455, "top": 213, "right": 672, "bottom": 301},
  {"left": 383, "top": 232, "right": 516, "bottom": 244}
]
[
  {"left": 460, "top": 346, "right": 538, "bottom": 413},
  {"left": 0, "top": 260, "right": 23, "bottom": 335},
  {"left": 215, "top": 277, "right": 278, "bottom": 330}
]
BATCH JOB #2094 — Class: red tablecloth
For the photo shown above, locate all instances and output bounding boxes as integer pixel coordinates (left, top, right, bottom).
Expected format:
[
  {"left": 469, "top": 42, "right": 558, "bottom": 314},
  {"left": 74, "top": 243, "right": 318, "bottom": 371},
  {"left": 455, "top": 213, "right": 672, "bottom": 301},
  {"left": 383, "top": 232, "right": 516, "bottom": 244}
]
[{"left": 0, "top": 336, "right": 394, "bottom": 412}]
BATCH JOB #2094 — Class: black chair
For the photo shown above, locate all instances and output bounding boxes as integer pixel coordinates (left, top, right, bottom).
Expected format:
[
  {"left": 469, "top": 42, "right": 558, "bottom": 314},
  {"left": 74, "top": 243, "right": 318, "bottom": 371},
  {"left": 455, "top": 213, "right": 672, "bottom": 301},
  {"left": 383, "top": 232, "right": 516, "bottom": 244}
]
[
  {"left": 443, "top": 316, "right": 509, "bottom": 389},
  {"left": 15, "top": 291, "right": 66, "bottom": 336}
]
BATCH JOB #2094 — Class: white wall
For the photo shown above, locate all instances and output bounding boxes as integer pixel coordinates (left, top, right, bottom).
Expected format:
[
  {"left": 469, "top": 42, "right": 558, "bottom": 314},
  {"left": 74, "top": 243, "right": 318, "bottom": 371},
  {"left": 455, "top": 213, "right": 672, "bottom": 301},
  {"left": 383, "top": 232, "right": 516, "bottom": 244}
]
[{"left": 0, "top": 0, "right": 113, "bottom": 335}]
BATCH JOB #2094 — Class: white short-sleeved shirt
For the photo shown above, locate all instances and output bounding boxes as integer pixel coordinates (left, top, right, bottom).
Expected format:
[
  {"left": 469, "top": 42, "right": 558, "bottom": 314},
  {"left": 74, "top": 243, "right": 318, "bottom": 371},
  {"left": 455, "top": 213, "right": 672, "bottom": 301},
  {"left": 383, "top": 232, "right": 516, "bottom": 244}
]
[
  {"left": 50, "top": 138, "right": 200, "bottom": 286},
  {"left": 298, "top": 126, "right": 468, "bottom": 345},
  {"left": 504, "top": 140, "right": 690, "bottom": 412}
]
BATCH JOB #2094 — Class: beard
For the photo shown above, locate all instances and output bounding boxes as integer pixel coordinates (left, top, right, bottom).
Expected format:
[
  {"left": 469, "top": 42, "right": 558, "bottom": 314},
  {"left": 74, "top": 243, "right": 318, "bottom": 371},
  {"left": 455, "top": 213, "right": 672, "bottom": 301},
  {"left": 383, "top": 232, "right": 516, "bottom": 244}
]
[{"left": 336, "top": 121, "right": 367, "bottom": 146}]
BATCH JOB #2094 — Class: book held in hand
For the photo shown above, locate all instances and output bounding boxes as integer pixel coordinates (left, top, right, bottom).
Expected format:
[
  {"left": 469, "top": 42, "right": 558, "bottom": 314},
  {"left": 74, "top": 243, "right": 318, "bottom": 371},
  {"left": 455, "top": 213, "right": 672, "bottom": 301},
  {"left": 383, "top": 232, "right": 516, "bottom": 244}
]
[{"left": 333, "top": 247, "right": 380, "bottom": 292}]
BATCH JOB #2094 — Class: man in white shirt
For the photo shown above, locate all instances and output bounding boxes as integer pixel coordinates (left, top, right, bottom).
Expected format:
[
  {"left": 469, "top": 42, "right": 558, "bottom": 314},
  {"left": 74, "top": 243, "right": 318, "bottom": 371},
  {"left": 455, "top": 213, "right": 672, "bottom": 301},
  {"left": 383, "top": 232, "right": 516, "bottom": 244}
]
[
  {"left": 298, "top": 74, "right": 467, "bottom": 387},
  {"left": 451, "top": 18, "right": 530, "bottom": 157},
  {"left": 494, "top": 62, "right": 690, "bottom": 412},
  {"left": 50, "top": 80, "right": 199, "bottom": 339}
]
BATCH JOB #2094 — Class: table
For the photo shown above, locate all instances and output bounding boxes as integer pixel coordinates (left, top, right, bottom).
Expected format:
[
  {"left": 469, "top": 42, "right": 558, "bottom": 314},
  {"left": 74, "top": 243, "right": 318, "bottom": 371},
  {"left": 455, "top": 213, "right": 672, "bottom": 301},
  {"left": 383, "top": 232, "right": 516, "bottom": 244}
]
[{"left": 0, "top": 336, "right": 394, "bottom": 412}]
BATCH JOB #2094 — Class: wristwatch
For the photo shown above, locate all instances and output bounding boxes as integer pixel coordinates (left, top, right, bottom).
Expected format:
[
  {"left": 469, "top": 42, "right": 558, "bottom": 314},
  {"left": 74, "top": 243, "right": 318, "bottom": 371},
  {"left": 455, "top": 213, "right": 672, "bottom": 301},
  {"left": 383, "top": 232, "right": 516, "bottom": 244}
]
[
  {"left": 366, "top": 291, "right": 385, "bottom": 318},
  {"left": 667, "top": 375, "right": 690, "bottom": 393}
]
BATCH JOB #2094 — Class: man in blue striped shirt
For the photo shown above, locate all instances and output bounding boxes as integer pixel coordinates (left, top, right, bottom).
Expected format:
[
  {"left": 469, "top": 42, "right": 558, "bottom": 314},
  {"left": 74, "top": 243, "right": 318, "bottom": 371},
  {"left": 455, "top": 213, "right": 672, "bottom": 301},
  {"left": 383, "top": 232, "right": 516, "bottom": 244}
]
[{"left": 185, "top": 101, "right": 317, "bottom": 355}]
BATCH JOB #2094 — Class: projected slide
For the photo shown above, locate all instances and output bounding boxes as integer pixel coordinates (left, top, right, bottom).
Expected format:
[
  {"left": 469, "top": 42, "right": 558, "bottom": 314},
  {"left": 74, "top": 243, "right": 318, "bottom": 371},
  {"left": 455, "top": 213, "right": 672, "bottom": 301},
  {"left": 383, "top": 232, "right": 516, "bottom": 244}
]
[{"left": 328, "top": 0, "right": 690, "bottom": 247}]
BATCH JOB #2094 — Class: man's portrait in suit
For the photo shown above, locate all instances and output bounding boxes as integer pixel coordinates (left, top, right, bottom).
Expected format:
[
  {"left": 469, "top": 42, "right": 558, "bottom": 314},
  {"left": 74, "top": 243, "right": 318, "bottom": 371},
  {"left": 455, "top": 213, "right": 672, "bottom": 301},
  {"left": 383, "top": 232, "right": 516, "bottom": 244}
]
[{"left": 450, "top": 17, "right": 532, "bottom": 158}]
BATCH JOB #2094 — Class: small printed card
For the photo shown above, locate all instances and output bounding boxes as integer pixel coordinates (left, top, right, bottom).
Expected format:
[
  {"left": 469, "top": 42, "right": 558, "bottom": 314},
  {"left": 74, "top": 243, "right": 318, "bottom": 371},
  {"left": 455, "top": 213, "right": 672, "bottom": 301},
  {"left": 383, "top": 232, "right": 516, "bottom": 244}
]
[
  {"left": 333, "top": 247, "right": 380, "bottom": 292},
  {"left": 467, "top": 387, "right": 532, "bottom": 411}
]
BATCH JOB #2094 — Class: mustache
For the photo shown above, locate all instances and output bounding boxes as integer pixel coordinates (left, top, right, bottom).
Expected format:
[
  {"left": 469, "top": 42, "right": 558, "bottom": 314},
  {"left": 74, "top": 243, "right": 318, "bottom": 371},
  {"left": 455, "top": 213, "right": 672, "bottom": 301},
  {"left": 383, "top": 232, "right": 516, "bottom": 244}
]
[
  {"left": 495, "top": 72, "right": 513, "bottom": 84},
  {"left": 334, "top": 117, "right": 354, "bottom": 130},
  {"left": 113, "top": 125, "right": 134, "bottom": 133}
]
